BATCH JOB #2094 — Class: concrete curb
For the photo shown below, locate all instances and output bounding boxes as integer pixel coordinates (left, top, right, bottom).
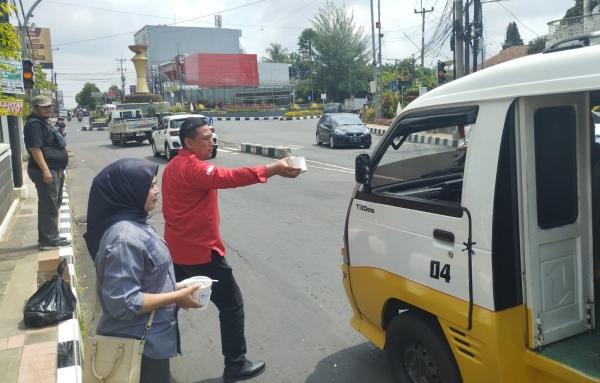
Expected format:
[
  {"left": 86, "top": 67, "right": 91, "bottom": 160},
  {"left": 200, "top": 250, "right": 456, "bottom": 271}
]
[
  {"left": 56, "top": 186, "right": 83, "bottom": 383},
  {"left": 366, "top": 125, "right": 458, "bottom": 148},
  {"left": 212, "top": 115, "right": 321, "bottom": 121},
  {"left": 240, "top": 143, "right": 291, "bottom": 159},
  {"left": 368, "top": 127, "right": 388, "bottom": 136},
  {"left": 407, "top": 133, "right": 458, "bottom": 148}
]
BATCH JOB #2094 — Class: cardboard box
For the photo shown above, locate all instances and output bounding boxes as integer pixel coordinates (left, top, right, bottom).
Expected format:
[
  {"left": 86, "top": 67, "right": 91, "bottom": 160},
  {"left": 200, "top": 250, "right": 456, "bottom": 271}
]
[{"left": 37, "top": 252, "right": 71, "bottom": 287}]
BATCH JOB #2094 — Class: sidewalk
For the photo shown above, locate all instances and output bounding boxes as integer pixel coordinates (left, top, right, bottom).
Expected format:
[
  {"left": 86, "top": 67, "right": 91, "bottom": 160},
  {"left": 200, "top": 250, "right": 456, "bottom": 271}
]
[{"left": 0, "top": 168, "right": 81, "bottom": 383}]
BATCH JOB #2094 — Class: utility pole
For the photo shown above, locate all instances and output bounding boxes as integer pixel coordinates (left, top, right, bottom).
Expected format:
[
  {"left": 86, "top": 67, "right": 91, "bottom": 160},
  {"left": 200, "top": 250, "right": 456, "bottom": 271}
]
[
  {"left": 464, "top": 0, "right": 471, "bottom": 75},
  {"left": 472, "top": 0, "right": 482, "bottom": 73},
  {"left": 1, "top": 0, "right": 22, "bottom": 187},
  {"left": 377, "top": 0, "right": 383, "bottom": 105},
  {"left": 19, "top": 0, "right": 43, "bottom": 59},
  {"left": 369, "top": 0, "right": 378, "bottom": 117},
  {"left": 116, "top": 58, "right": 126, "bottom": 102},
  {"left": 454, "top": 0, "right": 464, "bottom": 78},
  {"left": 414, "top": 0, "right": 434, "bottom": 69}
]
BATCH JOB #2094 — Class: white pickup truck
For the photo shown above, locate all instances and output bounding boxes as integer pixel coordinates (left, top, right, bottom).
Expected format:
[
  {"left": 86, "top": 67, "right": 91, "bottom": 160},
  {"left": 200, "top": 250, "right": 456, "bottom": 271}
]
[{"left": 108, "top": 109, "right": 158, "bottom": 146}]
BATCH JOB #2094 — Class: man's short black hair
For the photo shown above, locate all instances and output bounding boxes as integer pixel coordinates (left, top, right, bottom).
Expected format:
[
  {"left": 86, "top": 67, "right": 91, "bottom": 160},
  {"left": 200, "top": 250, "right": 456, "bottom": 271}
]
[{"left": 179, "top": 117, "right": 209, "bottom": 148}]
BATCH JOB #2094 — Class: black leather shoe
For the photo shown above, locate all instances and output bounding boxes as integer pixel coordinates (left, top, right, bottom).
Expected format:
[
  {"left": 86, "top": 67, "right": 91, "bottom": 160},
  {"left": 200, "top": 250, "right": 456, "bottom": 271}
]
[{"left": 223, "top": 359, "right": 266, "bottom": 382}]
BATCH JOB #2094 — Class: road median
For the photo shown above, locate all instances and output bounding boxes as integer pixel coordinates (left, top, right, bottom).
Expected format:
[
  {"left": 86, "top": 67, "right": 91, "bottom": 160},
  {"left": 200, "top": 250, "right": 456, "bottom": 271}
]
[{"left": 240, "top": 143, "right": 291, "bottom": 159}]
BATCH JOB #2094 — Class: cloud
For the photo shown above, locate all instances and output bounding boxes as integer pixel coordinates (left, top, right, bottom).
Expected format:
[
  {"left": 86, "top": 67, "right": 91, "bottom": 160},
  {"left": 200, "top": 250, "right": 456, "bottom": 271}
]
[{"left": 22, "top": 0, "right": 576, "bottom": 107}]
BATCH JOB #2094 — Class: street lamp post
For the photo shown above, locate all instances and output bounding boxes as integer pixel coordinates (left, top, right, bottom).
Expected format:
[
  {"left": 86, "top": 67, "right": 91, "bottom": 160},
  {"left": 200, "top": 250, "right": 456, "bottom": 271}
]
[{"left": 20, "top": 0, "right": 43, "bottom": 59}]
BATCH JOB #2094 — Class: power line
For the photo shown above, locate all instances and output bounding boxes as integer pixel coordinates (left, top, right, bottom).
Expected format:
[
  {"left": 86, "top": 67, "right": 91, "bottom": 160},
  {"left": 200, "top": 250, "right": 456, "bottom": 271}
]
[
  {"left": 54, "top": 0, "right": 268, "bottom": 47},
  {"left": 494, "top": 1, "right": 540, "bottom": 37}
]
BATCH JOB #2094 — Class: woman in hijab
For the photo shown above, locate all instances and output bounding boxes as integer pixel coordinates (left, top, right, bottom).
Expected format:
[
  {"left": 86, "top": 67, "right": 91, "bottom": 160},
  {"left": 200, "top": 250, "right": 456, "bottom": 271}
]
[{"left": 84, "top": 158, "right": 201, "bottom": 382}]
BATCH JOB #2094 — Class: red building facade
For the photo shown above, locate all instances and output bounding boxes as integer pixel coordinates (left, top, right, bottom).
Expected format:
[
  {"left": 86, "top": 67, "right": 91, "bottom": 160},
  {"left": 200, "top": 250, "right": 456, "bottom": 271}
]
[{"left": 184, "top": 53, "right": 259, "bottom": 87}]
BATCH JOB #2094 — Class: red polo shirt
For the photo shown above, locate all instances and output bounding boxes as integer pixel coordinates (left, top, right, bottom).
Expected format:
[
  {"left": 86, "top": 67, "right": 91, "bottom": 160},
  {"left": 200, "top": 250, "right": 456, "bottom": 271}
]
[{"left": 162, "top": 148, "right": 268, "bottom": 265}]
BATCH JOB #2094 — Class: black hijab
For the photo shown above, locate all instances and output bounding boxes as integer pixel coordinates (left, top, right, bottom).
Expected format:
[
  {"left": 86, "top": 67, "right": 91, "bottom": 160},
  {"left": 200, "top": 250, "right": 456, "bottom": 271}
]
[{"left": 84, "top": 158, "right": 159, "bottom": 260}]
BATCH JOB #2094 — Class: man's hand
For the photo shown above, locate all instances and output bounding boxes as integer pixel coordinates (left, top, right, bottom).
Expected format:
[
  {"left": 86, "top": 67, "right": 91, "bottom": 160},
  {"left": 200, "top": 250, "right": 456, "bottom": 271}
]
[
  {"left": 42, "top": 169, "right": 53, "bottom": 183},
  {"left": 266, "top": 157, "right": 302, "bottom": 178}
]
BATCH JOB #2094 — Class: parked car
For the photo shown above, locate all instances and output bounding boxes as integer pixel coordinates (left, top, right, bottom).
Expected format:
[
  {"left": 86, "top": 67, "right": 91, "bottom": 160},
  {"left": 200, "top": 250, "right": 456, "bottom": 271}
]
[
  {"left": 323, "top": 102, "right": 342, "bottom": 113},
  {"left": 151, "top": 114, "right": 218, "bottom": 160},
  {"left": 316, "top": 113, "right": 371, "bottom": 149}
]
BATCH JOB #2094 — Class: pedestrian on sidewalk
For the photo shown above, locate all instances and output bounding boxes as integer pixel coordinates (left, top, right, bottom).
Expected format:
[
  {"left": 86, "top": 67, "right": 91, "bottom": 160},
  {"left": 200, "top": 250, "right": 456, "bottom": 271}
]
[
  {"left": 161, "top": 117, "right": 301, "bottom": 382},
  {"left": 84, "top": 158, "right": 202, "bottom": 383},
  {"left": 24, "top": 95, "right": 70, "bottom": 250}
]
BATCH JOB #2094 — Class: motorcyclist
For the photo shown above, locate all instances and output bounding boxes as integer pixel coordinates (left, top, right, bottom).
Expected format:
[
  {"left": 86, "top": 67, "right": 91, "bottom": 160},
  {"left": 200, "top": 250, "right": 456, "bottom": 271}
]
[
  {"left": 55, "top": 117, "right": 67, "bottom": 137},
  {"left": 67, "top": 110, "right": 72, "bottom": 121}
]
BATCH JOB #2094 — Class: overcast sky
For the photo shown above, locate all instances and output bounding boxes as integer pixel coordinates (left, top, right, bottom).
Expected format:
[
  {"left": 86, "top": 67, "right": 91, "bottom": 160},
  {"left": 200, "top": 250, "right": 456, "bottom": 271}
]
[{"left": 17, "top": 0, "right": 579, "bottom": 107}]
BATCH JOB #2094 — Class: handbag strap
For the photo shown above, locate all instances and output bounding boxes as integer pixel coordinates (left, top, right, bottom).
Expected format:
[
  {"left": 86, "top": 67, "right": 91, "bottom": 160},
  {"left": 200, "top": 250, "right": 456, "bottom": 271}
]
[{"left": 138, "top": 310, "right": 155, "bottom": 354}]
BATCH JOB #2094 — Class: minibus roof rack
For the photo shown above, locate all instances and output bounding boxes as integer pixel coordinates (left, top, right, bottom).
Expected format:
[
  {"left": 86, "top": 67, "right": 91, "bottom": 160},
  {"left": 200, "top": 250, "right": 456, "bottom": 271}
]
[{"left": 544, "top": 31, "right": 600, "bottom": 53}]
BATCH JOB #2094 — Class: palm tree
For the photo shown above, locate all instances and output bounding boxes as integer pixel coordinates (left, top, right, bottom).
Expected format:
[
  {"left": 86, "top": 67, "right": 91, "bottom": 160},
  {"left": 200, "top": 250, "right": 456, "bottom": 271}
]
[{"left": 263, "top": 43, "right": 289, "bottom": 63}]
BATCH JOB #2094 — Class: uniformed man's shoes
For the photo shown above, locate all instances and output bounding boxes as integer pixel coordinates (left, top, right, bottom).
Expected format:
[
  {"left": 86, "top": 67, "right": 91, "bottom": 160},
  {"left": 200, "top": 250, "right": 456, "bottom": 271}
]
[
  {"left": 39, "top": 238, "right": 71, "bottom": 251},
  {"left": 222, "top": 359, "right": 266, "bottom": 382}
]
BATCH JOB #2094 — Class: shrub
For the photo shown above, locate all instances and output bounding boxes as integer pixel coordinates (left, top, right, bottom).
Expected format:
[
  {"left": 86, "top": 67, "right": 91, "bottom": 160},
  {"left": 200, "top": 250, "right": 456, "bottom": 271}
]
[
  {"left": 124, "top": 93, "right": 163, "bottom": 103},
  {"left": 361, "top": 107, "right": 375, "bottom": 122},
  {"left": 169, "top": 105, "right": 185, "bottom": 113},
  {"left": 309, "top": 102, "right": 322, "bottom": 110},
  {"left": 283, "top": 110, "right": 322, "bottom": 118},
  {"left": 196, "top": 103, "right": 205, "bottom": 110},
  {"left": 291, "top": 103, "right": 301, "bottom": 111}
]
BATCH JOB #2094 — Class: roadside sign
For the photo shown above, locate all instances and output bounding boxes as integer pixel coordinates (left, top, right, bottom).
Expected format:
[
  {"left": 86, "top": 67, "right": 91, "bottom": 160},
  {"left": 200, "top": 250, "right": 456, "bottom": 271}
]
[
  {"left": 369, "top": 80, "right": 376, "bottom": 93},
  {"left": 320, "top": 93, "right": 326, "bottom": 100},
  {"left": 207, "top": 116, "right": 214, "bottom": 126},
  {"left": 391, "top": 80, "right": 398, "bottom": 92},
  {"left": 307, "top": 95, "right": 312, "bottom": 101},
  {"left": 0, "top": 54, "right": 24, "bottom": 94}
]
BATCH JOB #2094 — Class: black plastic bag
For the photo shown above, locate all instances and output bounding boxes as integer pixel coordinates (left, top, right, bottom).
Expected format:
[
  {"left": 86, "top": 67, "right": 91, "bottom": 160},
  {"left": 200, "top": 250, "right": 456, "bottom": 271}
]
[{"left": 24, "top": 259, "right": 77, "bottom": 328}]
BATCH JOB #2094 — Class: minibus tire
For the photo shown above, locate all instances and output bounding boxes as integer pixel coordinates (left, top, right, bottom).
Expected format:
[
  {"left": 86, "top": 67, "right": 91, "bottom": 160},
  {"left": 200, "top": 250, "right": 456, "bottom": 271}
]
[{"left": 385, "top": 313, "right": 461, "bottom": 383}]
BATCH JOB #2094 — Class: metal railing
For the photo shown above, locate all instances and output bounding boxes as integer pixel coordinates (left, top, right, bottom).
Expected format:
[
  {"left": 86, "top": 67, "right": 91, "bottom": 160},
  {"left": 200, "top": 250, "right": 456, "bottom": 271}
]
[{"left": 547, "top": 13, "right": 600, "bottom": 44}]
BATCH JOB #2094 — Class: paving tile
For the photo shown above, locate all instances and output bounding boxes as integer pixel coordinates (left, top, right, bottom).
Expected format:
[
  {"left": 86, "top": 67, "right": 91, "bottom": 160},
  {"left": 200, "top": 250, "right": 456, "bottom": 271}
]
[
  {"left": 25, "top": 327, "right": 57, "bottom": 345},
  {"left": 0, "top": 336, "right": 8, "bottom": 350},
  {"left": 6, "top": 334, "right": 24, "bottom": 349},
  {"left": 0, "top": 347, "right": 21, "bottom": 383}
]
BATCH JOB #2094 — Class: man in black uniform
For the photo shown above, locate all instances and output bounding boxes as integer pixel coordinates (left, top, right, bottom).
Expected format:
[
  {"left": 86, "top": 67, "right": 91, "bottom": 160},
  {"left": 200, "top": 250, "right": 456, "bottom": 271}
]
[{"left": 24, "top": 95, "right": 70, "bottom": 250}]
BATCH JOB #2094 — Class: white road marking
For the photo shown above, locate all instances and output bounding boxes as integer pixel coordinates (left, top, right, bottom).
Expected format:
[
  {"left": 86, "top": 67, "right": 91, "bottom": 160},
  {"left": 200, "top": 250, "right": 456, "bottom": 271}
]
[
  {"left": 309, "top": 165, "right": 354, "bottom": 174},
  {"left": 287, "top": 145, "right": 305, "bottom": 149},
  {"left": 222, "top": 146, "right": 240, "bottom": 151},
  {"left": 306, "top": 159, "right": 353, "bottom": 172},
  {"left": 218, "top": 148, "right": 233, "bottom": 153}
]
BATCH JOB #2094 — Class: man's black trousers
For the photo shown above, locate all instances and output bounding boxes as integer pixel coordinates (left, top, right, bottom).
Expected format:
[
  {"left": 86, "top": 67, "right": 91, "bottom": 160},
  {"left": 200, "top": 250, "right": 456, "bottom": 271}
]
[
  {"left": 27, "top": 167, "right": 64, "bottom": 245},
  {"left": 174, "top": 251, "right": 247, "bottom": 366}
]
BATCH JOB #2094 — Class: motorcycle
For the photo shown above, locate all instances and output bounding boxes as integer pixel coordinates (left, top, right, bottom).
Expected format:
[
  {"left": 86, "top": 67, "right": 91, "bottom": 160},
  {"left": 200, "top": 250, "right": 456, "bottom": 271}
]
[
  {"left": 67, "top": 114, "right": 72, "bottom": 121},
  {"left": 77, "top": 115, "right": 82, "bottom": 122},
  {"left": 55, "top": 119, "right": 67, "bottom": 137}
]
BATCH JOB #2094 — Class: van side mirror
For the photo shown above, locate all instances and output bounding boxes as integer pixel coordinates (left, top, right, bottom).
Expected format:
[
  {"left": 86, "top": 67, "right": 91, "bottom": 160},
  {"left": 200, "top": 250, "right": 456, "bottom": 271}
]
[{"left": 355, "top": 153, "right": 371, "bottom": 185}]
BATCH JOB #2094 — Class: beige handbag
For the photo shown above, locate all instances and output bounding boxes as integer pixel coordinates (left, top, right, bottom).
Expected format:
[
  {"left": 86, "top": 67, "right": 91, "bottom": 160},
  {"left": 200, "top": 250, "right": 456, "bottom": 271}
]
[{"left": 84, "top": 311, "right": 155, "bottom": 383}]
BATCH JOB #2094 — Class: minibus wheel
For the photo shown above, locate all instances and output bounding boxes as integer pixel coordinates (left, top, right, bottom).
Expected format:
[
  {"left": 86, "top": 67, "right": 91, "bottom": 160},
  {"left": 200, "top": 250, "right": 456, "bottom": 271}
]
[{"left": 385, "top": 313, "right": 461, "bottom": 383}]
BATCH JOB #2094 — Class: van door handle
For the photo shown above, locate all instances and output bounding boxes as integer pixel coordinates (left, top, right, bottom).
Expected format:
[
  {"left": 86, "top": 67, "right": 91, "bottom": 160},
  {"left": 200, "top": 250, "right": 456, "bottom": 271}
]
[{"left": 433, "top": 229, "right": 455, "bottom": 244}]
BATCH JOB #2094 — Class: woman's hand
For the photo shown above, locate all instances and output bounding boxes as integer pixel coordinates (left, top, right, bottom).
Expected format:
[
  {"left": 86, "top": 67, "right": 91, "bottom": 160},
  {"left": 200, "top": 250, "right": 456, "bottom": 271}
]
[{"left": 174, "top": 284, "right": 203, "bottom": 309}]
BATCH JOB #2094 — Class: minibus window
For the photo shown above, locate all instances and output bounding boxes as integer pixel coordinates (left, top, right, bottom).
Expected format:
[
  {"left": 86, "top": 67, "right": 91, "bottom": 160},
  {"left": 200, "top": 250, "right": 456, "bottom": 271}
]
[
  {"left": 370, "top": 125, "right": 469, "bottom": 206},
  {"left": 534, "top": 106, "right": 578, "bottom": 229}
]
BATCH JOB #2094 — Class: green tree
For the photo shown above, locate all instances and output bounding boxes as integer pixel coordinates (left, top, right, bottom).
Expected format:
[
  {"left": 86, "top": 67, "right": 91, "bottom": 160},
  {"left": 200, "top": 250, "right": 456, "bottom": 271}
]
[
  {"left": 311, "top": 1, "right": 371, "bottom": 101},
  {"left": 502, "top": 22, "right": 524, "bottom": 49},
  {"left": 298, "top": 28, "right": 317, "bottom": 58},
  {"left": 75, "top": 82, "right": 100, "bottom": 110},
  {"left": 33, "top": 65, "right": 56, "bottom": 92},
  {"left": 0, "top": 2, "right": 19, "bottom": 72},
  {"left": 527, "top": 35, "right": 549, "bottom": 54},
  {"left": 263, "top": 43, "right": 289, "bottom": 63}
]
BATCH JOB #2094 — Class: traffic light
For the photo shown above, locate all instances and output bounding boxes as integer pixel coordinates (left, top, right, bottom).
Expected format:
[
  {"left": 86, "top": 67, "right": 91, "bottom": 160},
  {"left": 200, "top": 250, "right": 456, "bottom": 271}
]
[
  {"left": 437, "top": 61, "right": 447, "bottom": 84},
  {"left": 22, "top": 60, "right": 34, "bottom": 89}
]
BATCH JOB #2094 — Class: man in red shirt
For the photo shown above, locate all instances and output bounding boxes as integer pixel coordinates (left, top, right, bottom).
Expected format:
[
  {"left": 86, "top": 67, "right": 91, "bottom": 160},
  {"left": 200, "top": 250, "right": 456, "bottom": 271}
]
[{"left": 162, "top": 118, "right": 300, "bottom": 382}]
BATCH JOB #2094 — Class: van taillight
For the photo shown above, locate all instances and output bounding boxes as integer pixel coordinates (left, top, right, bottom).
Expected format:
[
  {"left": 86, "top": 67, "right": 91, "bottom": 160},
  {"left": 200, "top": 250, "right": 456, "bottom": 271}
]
[{"left": 170, "top": 131, "right": 179, "bottom": 136}]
